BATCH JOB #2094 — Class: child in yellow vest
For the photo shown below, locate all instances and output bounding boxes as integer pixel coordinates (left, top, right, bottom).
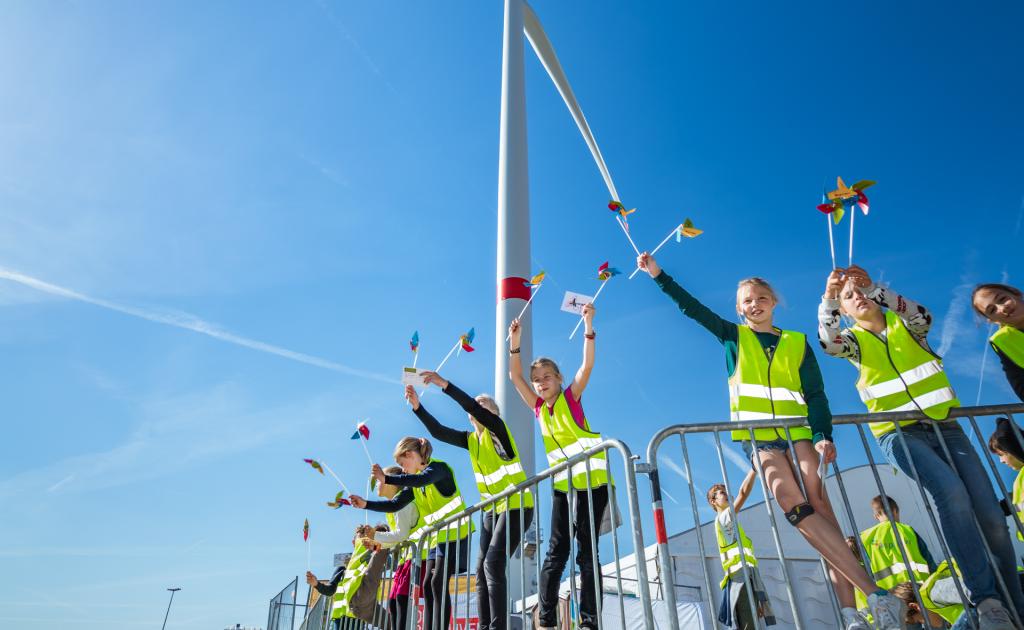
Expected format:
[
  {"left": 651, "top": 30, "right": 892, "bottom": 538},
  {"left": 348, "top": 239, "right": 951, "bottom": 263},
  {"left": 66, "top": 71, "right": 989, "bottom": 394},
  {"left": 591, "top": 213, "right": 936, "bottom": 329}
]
[
  {"left": 971, "top": 283, "right": 1024, "bottom": 401},
  {"left": 350, "top": 438, "right": 472, "bottom": 630},
  {"left": 859, "top": 495, "right": 936, "bottom": 589},
  {"left": 988, "top": 418, "right": 1024, "bottom": 543},
  {"left": 406, "top": 374, "right": 535, "bottom": 630},
  {"left": 508, "top": 303, "right": 609, "bottom": 630},
  {"left": 639, "top": 253, "right": 903, "bottom": 630},
  {"left": 710, "top": 469, "right": 776, "bottom": 629},
  {"left": 819, "top": 265, "right": 1023, "bottom": 628},
  {"left": 359, "top": 466, "right": 419, "bottom": 630},
  {"left": 890, "top": 562, "right": 975, "bottom": 630}
]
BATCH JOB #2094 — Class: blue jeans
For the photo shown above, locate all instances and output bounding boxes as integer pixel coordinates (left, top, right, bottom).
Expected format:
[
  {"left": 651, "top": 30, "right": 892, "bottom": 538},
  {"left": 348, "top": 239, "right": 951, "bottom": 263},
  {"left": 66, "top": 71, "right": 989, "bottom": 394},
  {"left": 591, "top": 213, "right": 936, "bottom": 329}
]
[{"left": 878, "top": 421, "right": 1024, "bottom": 618}]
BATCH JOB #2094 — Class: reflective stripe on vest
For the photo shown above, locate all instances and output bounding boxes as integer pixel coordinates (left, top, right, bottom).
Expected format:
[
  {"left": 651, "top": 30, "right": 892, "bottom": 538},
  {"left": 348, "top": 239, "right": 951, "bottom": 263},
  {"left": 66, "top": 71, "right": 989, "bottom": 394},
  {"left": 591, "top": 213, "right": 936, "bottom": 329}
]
[
  {"left": 919, "top": 560, "right": 964, "bottom": 625},
  {"left": 412, "top": 459, "right": 474, "bottom": 548},
  {"left": 715, "top": 515, "right": 758, "bottom": 589},
  {"left": 728, "top": 326, "right": 812, "bottom": 442},
  {"left": 850, "top": 311, "right": 960, "bottom": 438},
  {"left": 539, "top": 391, "right": 611, "bottom": 492},
  {"left": 467, "top": 421, "right": 534, "bottom": 513},
  {"left": 991, "top": 325, "right": 1024, "bottom": 370},
  {"left": 331, "top": 542, "right": 372, "bottom": 619},
  {"left": 860, "top": 521, "right": 931, "bottom": 589},
  {"left": 1014, "top": 468, "right": 1024, "bottom": 543}
]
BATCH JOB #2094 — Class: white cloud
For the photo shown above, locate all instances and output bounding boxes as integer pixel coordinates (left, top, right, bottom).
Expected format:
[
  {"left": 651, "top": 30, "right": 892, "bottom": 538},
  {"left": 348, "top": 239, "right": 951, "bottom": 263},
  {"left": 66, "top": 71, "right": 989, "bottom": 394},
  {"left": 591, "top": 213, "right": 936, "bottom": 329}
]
[
  {"left": 658, "top": 455, "right": 689, "bottom": 482},
  {"left": 0, "top": 266, "right": 398, "bottom": 384},
  {"left": 936, "top": 281, "right": 972, "bottom": 357}
]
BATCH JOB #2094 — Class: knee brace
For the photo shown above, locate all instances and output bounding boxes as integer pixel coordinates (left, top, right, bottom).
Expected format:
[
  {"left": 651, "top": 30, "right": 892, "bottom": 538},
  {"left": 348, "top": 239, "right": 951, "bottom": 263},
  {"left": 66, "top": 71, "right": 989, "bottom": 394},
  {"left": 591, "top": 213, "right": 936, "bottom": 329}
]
[{"left": 785, "top": 502, "right": 815, "bottom": 526}]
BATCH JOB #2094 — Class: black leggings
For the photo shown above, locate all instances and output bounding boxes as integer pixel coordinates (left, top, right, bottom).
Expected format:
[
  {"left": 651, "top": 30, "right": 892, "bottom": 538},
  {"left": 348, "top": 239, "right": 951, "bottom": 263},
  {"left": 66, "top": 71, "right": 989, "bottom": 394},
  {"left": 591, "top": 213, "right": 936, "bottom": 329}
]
[
  {"left": 476, "top": 507, "right": 535, "bottom": 630},
  {"left": 388, "top": 595, "right": 409, "bottom": 630},
  {"left": 538, "top": 486, "right": 609, "bottom": 629},
  {"left": 422, "top": 538, "right": 469, "bottom": 630}
]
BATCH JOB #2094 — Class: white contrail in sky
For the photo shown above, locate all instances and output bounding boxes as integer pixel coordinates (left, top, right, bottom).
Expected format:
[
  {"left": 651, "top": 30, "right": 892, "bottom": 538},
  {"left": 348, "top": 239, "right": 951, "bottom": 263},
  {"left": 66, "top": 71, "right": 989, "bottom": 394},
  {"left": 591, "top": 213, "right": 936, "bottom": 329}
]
[{"left": 0, "top": 267, "right": 397, "bottom": 384}]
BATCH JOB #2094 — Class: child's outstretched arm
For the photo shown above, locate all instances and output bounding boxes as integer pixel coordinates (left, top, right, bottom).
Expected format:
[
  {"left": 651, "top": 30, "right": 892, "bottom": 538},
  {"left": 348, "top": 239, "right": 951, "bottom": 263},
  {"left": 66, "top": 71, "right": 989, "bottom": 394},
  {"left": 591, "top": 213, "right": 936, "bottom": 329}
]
[
  {"left": 507, "top": 319, "right": 538, "bottom": 408},
  {"left": 405, "top": 384, "right": 469, "bottom": 450},
  {"left": 350, "top": 487, "right": 414, "bottom": 513},
  {"left": 846, "top": 264, "right": 933, "bottom": 337},
  {"left": 637, "top": 252, "right": 737, "bottom": 344},
  {"left": 733, "top": 468, "right": 758, "bottom": 512},
  {"left": 570, "top": 303, "right": 596, "bottom": 400}
]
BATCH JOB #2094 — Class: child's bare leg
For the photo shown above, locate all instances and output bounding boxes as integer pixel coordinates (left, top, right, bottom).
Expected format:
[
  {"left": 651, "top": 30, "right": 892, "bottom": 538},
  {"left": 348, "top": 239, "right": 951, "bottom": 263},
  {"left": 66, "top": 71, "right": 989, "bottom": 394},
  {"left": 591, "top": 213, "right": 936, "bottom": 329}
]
[
  {"left": 757, "top": 448, "right": 878, "bottom": 596},
  {"left": 793, "top": 440, "right": 855, "bottom": 608}
]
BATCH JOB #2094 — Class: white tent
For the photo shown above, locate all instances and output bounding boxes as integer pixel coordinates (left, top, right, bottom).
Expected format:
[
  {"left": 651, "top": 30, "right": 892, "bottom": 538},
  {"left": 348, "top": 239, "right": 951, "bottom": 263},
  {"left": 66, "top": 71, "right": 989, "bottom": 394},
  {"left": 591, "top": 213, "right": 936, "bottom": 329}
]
[{"left": 600, "top": 463, "right": 1022, "bottom": 629}]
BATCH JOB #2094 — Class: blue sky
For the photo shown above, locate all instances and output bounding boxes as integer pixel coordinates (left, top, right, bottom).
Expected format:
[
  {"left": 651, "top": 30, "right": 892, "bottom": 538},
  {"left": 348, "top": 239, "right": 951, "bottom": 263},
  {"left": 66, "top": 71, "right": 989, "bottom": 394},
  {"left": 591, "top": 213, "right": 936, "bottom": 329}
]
[{"left": 1, "top": 1, "right": 1022, "bottom": 628}]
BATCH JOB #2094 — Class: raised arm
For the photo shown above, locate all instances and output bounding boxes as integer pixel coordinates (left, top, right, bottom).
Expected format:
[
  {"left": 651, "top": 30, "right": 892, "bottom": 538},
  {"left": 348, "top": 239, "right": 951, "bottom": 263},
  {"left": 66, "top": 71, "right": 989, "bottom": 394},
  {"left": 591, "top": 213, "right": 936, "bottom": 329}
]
[
  {"left": 846, "top": 265, "right": 933, "bottom": 337},
  {"left": 733, "top": 468, "right": 758, "bottom": 512},
  {"left": 507, "top": 319, "right": 539, "bottom": 408},
  {"left": 405, "top": 385, "right": 469, "bottom": 450},
  {"left": 570, "top": 303, "right": 596, "bottom": 400},
  {"left": 637, "top": 252, "right": 738, "bottom": 344},
  {"left": 373, "top": 503, "right": 419, "bottom": 546},
  {"left": 435, "top": 377, "right": 514, "bottom": 453},
  {"left": 351, "top": 487, "right": 414, "bottom": 514},
  {"left": 818, "top": 268, "right": 859, "bottom": 359}
]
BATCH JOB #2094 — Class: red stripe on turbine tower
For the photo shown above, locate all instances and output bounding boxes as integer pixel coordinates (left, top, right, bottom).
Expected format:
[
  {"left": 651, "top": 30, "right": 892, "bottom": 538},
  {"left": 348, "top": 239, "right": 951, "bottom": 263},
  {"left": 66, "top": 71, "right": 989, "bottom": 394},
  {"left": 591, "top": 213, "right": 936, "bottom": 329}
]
[{"left": 499, "top": 277, "right": 532, "bottom": 302}]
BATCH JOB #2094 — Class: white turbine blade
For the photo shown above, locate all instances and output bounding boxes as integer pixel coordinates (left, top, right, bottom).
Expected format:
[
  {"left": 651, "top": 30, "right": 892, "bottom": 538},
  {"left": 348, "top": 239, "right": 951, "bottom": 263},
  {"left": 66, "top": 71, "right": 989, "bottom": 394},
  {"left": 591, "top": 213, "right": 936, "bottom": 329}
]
[{"left": 523, "top": 2, "right": 620, "bottom": 202}]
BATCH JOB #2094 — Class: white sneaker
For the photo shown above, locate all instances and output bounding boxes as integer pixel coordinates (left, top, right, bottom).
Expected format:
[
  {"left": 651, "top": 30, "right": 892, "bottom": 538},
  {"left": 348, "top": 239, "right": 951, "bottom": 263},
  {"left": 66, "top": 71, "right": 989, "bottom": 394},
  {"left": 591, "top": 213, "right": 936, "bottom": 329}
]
[
  {"left": 841, "top": 606, "right": 870, "bottom": 630},
  {"left": 867, "top": 592, "right": 907, "bottom": 630},
  {"left": 977, "top": 598, "right": 1015, "bottom": 630}
]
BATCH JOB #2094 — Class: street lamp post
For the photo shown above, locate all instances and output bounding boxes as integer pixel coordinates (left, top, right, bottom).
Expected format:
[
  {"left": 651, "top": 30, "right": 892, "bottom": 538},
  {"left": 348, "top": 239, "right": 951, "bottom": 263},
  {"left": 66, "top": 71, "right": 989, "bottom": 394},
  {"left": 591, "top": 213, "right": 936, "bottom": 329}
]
[{"left": 161, "top": 587, "right": 181, "bottom": 630}]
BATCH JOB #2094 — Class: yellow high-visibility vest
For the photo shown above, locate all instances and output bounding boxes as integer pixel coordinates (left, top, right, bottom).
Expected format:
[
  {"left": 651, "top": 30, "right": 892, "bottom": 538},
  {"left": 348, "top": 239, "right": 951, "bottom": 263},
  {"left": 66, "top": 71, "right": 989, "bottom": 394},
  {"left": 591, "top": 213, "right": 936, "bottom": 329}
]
[
  {"left": 728, "top": 326, "right": 812, "bottom": 442},
  {"left": 849, "top": 311, "right": 959, "bottom": 438}
]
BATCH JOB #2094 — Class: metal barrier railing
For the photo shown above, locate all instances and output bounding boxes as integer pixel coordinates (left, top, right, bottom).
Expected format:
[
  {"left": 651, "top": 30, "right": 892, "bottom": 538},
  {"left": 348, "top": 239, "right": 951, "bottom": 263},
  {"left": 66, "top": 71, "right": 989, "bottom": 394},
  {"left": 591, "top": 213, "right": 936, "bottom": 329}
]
[
  {"left": 336, "top": 438, "right": 656, "bottom": 630},
  {"left": 643, "top": 403, "right": 1024, "bottom": 630},
  {"left": 316, "top": 403, "right": 1024, "bottom": 630}
]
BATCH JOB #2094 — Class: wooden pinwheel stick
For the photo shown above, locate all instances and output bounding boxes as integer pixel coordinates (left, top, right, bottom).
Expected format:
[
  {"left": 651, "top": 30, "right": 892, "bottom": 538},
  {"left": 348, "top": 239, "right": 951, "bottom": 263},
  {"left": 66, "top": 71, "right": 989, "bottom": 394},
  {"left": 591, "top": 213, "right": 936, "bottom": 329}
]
[
  {"left": 319, "top": 461, "right": 351, "bottom": 495},
  {"left": 628, "top": 224, "right": 680, "bottom": 279},
  {"left": 827, "top": 214, "right": 837, "bottom": 271},
  {"left": 420, "top": 338, "right": 461, "bottom": 395},
  {"left": 848, "top": 203, "right": 856, "bottom": 265},
  {"left": 505, "top": 284, "right": 543, "bottom": 341},
  {"left": 569, "top": 282, "right": 608, "bottom": 340},
  {"left": 616, "top": 216, "right": 641, "bottom": 257}
]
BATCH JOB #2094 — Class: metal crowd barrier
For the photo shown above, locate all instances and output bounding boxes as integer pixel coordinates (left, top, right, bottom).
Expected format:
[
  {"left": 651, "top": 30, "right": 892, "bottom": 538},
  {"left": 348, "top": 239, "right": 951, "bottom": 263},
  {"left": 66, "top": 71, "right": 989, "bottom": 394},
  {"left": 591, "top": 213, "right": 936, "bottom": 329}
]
[
  {"left": 644, "top": 403, "right": 1024, "bottom": 630},
  {"left": 317, "top": 438, "right": 654, "bottom": 630}
]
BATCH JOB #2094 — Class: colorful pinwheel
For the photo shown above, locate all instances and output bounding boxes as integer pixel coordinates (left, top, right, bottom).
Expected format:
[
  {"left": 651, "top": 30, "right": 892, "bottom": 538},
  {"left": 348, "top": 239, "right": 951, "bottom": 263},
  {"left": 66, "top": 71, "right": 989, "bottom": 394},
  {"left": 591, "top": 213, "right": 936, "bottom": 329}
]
[
  {"left": 677, "top": 218, "right": 703, "bottom": 241},
  {"left": 327, "top": 490, "right": 351, "bottom": 509},
  {"left": 524, "top": 271, "right": 546, "bottom": 287},
  {"left": 815, "top": 177, "right": 876, "bottom": 266},
  {"left": 303, "top": 518, "right": 309, "bottom": 542},
  {"left": 816, "top": 177, "right": 874, "bottom": 224},
  {"left": 597, "top": 262, "right": 621, "bottom": 281},
  {"left": 351, "top": 422, "right": 370, "bottom": 441},
  {"left": 303, "top": 458, "right": 325, "bottom": 475},
  {"left": 608, "top": 200, "right": 636, "bottom": 229},
  {"left": 459, "top": 327, "right": 475, "bottom": 353}
]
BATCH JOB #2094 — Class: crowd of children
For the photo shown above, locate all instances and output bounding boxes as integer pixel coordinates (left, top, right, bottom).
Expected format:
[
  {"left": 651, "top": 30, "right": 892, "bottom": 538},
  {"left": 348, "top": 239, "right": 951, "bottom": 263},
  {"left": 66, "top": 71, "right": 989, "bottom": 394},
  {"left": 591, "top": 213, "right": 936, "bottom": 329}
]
[{"left": 315, "top": 256, "right": 1024, "bottom": 630}]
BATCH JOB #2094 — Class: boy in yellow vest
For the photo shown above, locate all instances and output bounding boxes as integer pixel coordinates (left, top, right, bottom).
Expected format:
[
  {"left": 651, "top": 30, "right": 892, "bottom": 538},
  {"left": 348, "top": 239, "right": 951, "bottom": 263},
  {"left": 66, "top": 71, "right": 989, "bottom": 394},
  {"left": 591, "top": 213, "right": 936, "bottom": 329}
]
[
  {"left": 859, "top": 495, "right": 935, "bottom": 589},
  {"left": 709, "top": 469, "right": 776, "bottom": 629}
]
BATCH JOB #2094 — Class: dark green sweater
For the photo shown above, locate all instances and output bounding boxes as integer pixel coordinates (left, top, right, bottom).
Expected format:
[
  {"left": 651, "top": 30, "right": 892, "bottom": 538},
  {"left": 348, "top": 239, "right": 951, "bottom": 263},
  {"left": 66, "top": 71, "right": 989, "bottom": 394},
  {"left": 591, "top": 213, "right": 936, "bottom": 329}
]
[{"left": 654, "top": 271, "right": 833, "bottom": 442}]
